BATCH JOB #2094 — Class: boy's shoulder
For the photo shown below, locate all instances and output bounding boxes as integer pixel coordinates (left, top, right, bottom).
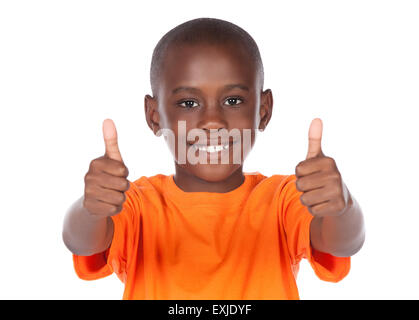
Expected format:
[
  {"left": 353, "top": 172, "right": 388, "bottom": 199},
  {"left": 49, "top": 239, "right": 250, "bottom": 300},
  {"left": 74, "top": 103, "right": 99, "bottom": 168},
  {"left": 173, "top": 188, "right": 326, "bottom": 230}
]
[{"left": 129, "top": 173, "right": 169, "bottom": 193}]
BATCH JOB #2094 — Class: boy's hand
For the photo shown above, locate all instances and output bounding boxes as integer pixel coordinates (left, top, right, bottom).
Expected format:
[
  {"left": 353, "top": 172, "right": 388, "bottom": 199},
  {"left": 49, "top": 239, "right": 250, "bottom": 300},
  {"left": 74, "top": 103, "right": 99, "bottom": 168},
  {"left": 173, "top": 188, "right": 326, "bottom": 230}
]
[
  {"left": 295, "top": 118, "right": 350, "bottom": 217},
  {"left": 83, "top": 119, "right": 130, "bottom": 218}
]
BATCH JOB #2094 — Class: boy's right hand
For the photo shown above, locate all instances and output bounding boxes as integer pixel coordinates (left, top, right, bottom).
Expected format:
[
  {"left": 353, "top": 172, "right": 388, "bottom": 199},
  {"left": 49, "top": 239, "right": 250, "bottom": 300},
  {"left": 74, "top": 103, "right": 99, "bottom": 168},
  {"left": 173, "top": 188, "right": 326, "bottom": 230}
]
[{"left": 83, "top": 119, "right": 130, "bottom": 218}]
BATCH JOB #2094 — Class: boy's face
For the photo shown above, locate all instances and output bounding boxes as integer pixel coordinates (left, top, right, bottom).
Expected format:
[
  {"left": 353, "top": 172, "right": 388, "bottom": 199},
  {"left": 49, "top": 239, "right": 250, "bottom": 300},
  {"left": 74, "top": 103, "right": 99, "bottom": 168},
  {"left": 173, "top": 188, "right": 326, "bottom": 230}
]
[{"left": 145, "top": 42, "right": 272, "bottom": 183}]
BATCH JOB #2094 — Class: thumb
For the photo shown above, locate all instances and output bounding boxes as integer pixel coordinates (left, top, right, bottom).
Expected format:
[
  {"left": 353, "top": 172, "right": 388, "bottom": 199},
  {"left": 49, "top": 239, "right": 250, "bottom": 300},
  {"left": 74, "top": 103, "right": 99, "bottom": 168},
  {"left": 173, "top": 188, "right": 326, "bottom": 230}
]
[
  {"left": 102, "top": 118, "right": 123, "bottom": 162},
  {"left": 306, "top": 118, "right": 324, "bottom": 159}
]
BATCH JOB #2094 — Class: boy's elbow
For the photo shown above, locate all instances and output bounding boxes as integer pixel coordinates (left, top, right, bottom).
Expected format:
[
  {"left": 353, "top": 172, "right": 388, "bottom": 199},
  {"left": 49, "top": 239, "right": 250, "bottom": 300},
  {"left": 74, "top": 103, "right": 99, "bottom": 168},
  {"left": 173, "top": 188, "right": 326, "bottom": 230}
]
[
  {"left": 62, "top": 229, "right": 93, "bottom": 256},
  {"left": 62, "top": 229, "right": 111, "bottom": 256},
  {"left": 331, "top": 233, "right": 366, "bottom": 257},
  {"left": 62, "top": 229, "right": 82, "bottom": 255}
]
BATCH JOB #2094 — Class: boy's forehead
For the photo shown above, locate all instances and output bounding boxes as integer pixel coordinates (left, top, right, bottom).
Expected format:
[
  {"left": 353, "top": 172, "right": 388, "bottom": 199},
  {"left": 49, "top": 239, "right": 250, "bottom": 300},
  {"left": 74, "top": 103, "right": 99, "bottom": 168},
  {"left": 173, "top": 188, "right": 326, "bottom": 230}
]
[{"left": 160, "top": 43, "right": 259, "bottom": 93}]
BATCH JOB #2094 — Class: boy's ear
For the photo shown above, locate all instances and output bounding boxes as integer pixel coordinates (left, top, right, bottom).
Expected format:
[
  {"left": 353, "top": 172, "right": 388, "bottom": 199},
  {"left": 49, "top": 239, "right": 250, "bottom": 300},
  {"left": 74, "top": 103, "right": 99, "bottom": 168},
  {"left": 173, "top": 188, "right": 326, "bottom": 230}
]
[
  {"left": 258, "top": 89, "right": 273, "bottom": 131},
  {"left": 144, "top": 94, "right": 161, "bottom": 136}
]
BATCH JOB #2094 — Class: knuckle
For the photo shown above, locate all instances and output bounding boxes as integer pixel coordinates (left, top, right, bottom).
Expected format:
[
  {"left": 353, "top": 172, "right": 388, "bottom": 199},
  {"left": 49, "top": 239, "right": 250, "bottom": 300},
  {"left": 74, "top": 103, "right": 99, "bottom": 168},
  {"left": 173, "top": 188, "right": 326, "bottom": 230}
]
[
  {"left": 295, "top": 179, "right": 303, "bottom": 191},
  {"left": 113, "top": 205, "right": 123, "bottom": 215},
  {"left": 84, "top": 184, "right": 94, "bottom": 196},
  {"left": 118, "top": 179, "right": 129, "bottom": 191},
  {"left": 310, "top": 206, "right": 319, "bottom": 215},
  {"left": 300, "top": 194, "right": 307, "bottom": 206},
  {"left": 108, "top": 205, "right": 117, "bottom": 215},
  {"left": 83, "top": 198, "right": 97, "bottom": 215},
  {"left": 325, "top": 156, "right": 335, "bottom": 163},
  {"left": 89, "top": 158, "right": 101, "bottom": 169},
  {"left": 336, "top": 182, "right": 343, "bottom": 194},
  {"left": 84, "top": 173, "right": 95, "bottom": 184},
  {"left": 326, "top": 157, "right": 336, "bottom": 167},
  {"left": 321, "top": 157, "right": 330, "bottom": 166},
  {"left": 295, "top": 163, "right": 303, "bottom": 176},
  {"left": 335, "top": 198, "right": 346, "bottom": 212},
  {"left": 82, "top": 197, "right": 89, "bottom": 209},
  {"left": 331, "top": 171, "right": 341, "bottom": 181},
  {"left": 119, "top": 165, "right": 129, "bottom": 177},
  {"left": 325, "top": 171, "right": 340, "bottom": 185},
  {"left": 331, "top": 181, "right": 343, "bottom": 195},
  {"left": 117, "top": 192, "right": 126, "bottom": 204}
]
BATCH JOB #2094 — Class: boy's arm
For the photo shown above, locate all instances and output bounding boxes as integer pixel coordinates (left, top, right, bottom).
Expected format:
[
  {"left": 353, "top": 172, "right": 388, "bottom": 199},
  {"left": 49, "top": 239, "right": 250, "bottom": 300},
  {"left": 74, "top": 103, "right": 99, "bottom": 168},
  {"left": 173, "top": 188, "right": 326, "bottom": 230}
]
[
  {"left": 62, "top": 196, "right": 114, "bottom": 256},
  {"left": 295, "top": 118, "right": 365, "bottom": 257},
  {"left": 308, "top": 186, "right": 365, "bottom": 257},
  {"left": 62, "top": 119, "right": 130, "bottom": 256}
]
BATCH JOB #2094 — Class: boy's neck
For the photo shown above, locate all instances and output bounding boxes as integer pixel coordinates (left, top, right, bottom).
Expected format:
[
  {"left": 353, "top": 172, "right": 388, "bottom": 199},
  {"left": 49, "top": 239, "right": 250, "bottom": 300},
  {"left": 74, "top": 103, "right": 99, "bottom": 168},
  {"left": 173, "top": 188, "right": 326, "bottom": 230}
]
[{"left": 173, "top": 165, "right": 245, "bottom": 193}]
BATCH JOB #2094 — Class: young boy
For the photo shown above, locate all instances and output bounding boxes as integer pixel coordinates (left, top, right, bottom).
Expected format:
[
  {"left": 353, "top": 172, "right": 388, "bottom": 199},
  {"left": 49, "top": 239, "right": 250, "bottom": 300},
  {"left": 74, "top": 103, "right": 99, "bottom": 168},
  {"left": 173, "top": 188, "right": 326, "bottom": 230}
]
[{"left": 62, "top": 17, "right": 365, "bottom": 300}]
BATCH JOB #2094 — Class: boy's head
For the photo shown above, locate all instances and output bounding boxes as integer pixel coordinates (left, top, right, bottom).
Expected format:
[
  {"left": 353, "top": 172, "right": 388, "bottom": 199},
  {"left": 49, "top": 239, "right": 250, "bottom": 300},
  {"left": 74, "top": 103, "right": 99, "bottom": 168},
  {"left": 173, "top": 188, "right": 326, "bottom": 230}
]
[{"left": 145, "top": 18, "right": 273, "bottom": 183}]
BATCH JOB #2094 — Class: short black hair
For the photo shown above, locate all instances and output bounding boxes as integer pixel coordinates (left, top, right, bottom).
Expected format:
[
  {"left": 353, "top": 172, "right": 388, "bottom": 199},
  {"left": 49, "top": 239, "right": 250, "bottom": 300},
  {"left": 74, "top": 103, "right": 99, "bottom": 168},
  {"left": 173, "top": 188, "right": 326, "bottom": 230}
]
[{"left": 149, "top": 17, "right": 264, "bottom": 97}]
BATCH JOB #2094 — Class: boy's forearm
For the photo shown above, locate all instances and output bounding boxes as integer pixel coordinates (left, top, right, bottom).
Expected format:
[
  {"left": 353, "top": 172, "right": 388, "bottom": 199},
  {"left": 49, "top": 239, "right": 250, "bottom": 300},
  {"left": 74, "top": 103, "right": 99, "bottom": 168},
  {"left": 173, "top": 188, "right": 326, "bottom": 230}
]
[
  {"left": 310, "top": 192, "right": 365, "bottom": 257},
  {"left": 62, "top": 196, "right": 114, "bottom": 256}
]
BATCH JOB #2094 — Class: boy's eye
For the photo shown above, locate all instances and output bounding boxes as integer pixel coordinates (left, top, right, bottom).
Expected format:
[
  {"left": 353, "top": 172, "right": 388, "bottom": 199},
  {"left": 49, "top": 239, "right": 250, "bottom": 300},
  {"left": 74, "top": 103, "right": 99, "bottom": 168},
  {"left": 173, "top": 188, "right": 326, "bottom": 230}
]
[
  {"left": 178, "top": 100, "right": 199, "bottom": 108},
  {"left": 224, "top": 97, "right": 243, "bottom": 106},
  {"left": 177, "top": 97, "right": 243, "bottom": 108}
]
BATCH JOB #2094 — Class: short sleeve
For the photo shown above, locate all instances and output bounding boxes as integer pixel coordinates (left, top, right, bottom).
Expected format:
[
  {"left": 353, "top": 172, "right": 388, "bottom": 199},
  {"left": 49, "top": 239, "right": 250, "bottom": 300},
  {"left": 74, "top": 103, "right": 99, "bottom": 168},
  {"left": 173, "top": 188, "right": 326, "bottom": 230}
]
[
  {"left": 73, "top": 181, "right": 140, "bottom": 283},
  {"left": 279, "top": 174, "right": 350, "bottom": 282}
]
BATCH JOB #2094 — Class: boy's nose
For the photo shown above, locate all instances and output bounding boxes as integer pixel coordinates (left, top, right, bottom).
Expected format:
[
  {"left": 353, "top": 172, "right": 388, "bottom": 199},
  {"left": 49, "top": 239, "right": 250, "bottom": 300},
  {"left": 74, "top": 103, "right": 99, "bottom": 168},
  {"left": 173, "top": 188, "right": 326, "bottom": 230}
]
[
  {"left": 197, "top": 107, "right": 228, "bottom": 131},
  {"left": 199, "top": 120, "right": 228, "bottom": 132}
]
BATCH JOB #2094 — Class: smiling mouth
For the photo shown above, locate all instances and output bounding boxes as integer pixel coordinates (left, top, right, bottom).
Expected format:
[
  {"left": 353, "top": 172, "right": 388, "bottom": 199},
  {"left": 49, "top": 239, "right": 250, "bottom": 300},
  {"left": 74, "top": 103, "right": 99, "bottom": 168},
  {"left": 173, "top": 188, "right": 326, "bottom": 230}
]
[
  {"left": 187, "top": 140, "right": 238, "bottom": 153},
  {"left": 192, "top": 143, "right": 229, "bottom": 153}
]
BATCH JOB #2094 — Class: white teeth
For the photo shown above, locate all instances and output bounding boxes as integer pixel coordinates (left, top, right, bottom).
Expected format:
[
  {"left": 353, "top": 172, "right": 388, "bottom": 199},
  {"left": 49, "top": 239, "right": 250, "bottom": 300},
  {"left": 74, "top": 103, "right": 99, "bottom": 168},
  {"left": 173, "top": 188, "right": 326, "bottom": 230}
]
[{"left": 193, "top": 143, "right": 229, "bottom": 153}]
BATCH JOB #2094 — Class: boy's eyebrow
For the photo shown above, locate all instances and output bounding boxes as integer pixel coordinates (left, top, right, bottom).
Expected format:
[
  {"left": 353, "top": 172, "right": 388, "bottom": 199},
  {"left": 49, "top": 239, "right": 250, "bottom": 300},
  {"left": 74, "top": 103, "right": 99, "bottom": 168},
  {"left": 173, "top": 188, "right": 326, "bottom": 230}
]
[
  {"left": 172, "top": 83, "right": 249, "bottom": 95},
  {"left": 223, "top": 84, "right": 249, "bottom": 92}
]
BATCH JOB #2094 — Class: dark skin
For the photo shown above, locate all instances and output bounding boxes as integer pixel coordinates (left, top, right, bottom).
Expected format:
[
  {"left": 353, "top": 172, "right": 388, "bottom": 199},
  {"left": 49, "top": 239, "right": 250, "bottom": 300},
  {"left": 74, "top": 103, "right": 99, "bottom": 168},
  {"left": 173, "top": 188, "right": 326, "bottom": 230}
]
[
  {"left": 63, "top": 42, "right": 364, "bottom": 258},
  {"left": 145, "top": 42, "right": 272, "bottom": 192}
]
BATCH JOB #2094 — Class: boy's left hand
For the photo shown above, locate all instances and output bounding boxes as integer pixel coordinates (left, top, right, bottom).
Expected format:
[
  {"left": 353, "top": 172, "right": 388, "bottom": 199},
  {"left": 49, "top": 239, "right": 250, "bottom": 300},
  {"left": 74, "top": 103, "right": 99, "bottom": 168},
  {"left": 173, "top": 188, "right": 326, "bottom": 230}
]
[{"left": 295, "top": 118, "right": 351, "bottom": 217}]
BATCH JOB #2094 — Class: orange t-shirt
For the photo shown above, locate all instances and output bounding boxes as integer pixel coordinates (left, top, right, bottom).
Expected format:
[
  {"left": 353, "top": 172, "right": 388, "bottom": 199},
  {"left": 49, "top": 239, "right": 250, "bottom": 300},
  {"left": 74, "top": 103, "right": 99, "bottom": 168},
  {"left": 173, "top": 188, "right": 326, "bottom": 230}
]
[{"left": 73, "top": 172, "right": 350, "bottom": 299}]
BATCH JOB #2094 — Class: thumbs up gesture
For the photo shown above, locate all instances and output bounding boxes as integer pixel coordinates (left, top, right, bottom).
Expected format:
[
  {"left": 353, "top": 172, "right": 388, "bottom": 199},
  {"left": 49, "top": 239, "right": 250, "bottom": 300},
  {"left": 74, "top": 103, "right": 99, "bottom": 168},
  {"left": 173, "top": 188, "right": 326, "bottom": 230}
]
[
  {"left": 295, "top": 118, "right": 350, "bottom": 217},
  {"left": 83, "top": 119, "right": 130, "bottom": 217}
]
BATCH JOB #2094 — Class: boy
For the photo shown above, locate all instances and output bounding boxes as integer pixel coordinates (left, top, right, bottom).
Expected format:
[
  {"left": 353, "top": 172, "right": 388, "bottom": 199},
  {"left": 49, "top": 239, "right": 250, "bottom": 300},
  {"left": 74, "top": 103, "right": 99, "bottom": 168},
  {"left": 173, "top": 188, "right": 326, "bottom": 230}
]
[{"left": 62, "top": 17, "right": 365, "bottom": 299}]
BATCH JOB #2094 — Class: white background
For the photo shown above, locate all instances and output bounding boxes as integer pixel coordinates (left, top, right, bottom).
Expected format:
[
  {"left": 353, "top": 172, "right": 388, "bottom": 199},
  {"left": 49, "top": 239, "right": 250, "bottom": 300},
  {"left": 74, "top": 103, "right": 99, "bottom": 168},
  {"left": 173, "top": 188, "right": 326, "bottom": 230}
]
[{"left": 0, "top": 0, "right": 418, "bottom": 299}]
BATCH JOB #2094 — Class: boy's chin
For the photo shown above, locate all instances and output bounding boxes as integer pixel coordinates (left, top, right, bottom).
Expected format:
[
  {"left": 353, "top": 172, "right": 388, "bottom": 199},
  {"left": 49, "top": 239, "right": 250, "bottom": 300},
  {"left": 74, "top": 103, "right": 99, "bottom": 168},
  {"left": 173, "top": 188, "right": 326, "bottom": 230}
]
[{"left": 180, "top": 163, "right": 243, "bottom": 183}]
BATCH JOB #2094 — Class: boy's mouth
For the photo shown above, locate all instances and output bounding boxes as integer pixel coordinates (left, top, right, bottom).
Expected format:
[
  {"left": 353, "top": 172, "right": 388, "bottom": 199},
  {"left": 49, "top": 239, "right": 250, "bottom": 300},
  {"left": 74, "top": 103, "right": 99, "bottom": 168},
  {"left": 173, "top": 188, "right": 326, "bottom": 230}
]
[
  {"left": 192, "top": 142, "right": 229, "bottom": 153},
  {"left": 187, "top": 140, "right": 239, "bottom": 154}
]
